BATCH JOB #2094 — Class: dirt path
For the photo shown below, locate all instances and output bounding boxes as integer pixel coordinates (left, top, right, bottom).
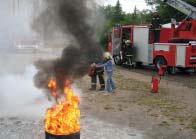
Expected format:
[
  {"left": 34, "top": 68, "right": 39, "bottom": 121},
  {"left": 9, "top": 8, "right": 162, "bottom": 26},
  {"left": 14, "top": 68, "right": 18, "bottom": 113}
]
[{"left": 76, "top": 66, "right": 196, "bottom": 139}]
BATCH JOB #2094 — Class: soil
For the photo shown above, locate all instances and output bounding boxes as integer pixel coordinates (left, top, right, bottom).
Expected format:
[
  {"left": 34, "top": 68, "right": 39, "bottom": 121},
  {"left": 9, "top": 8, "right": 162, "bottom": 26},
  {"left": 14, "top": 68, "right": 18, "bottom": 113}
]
[{"left": 76, "top": 66, "right": 196, "bottom": 139}]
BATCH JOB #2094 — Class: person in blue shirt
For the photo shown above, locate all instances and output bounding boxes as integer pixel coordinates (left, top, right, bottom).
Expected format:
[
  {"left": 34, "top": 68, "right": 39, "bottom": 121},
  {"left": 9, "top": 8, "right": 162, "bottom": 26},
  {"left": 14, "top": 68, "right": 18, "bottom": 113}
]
[{"left": 96, "top": 52, "right": 116, "bottom": 93}]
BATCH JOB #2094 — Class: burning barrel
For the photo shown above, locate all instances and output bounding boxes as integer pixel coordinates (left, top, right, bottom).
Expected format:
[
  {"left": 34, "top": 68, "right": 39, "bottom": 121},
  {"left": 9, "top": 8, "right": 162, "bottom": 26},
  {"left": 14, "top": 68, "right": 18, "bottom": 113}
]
[
  {"left": 45, "top": 131, "right": 80, "bottom": 139},
  {"left": 45, "top": 79, "right": 80, "bottom": 139}
]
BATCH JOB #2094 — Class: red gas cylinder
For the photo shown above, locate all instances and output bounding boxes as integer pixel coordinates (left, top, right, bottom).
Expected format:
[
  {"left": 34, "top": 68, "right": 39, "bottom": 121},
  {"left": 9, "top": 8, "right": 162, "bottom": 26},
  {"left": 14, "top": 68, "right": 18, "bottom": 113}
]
[{"left": 151, "top": 76, "right": 160, "bottom": 93}]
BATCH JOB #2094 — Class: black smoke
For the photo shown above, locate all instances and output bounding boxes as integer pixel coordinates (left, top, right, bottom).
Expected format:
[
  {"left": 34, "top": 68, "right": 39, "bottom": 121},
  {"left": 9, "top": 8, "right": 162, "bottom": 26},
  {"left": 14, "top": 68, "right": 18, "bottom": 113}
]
[{"left": 32, "top": 0, "right": 103, "bottom": 93}]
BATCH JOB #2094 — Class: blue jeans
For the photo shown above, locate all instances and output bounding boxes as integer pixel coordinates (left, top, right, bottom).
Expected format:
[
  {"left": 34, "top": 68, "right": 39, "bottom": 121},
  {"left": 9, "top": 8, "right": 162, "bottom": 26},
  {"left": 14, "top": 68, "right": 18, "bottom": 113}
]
[{"left": 106, "top": 71, "right": 116, "bottom": 93}]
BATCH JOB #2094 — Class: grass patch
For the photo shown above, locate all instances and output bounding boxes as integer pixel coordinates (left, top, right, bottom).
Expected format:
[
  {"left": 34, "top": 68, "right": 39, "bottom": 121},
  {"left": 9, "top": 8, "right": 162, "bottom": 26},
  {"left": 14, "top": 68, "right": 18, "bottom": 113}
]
[
  {"left": 138, "top": 97, "right": 188, "bottom": 127},
  {"left": 138, "top": 97, "right": 182, "bottom": 113},
  {"left": 114, "top": 74, "right": 150, "bottom": 92},
  {"left": 158, "top": 121, "right": 170, "bottom": 127},
  {"left": 189, "top": 118, "right": 196, "bottom": 131}
]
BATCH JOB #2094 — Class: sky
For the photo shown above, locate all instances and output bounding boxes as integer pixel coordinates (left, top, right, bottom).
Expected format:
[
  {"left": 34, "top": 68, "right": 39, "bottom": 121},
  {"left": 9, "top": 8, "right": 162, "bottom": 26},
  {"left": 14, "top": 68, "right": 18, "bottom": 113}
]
[{"left": 103, "top": 0, "right": 150, "bottom": 13}]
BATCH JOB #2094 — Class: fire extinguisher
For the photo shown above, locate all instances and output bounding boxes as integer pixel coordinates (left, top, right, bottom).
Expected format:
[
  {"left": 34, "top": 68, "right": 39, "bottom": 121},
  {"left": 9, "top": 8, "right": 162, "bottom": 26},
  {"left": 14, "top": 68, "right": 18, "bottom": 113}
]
[
  {"left": 151, "top": 76, "right": 161, "bottom": 93},
  {"left": 151, "top": 65, "right": 166, "bottom": 93}
]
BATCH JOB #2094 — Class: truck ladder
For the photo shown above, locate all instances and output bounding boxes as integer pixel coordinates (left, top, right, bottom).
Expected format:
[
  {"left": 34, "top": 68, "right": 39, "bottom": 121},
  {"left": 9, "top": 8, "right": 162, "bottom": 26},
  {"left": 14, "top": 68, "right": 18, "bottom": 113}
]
[{"left": 163, "top": 0, "right": 196, "bottom": 19}]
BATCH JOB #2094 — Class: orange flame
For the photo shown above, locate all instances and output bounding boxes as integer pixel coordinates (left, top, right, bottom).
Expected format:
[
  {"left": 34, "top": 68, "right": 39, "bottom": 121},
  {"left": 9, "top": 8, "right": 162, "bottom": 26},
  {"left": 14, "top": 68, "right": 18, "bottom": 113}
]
[
  {"left": 45, "top": 79, "right": 80, "bottom": 135},
  {"left": 48, "top": 79, "right": 58, "bottom": 98}
]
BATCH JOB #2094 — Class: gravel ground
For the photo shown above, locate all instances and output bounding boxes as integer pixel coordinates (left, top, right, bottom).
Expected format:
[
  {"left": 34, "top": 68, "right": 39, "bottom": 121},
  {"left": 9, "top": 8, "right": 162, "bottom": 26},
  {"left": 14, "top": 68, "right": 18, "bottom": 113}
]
[{"left": 0, "top": 116, "right": 145, "bottom": 139}]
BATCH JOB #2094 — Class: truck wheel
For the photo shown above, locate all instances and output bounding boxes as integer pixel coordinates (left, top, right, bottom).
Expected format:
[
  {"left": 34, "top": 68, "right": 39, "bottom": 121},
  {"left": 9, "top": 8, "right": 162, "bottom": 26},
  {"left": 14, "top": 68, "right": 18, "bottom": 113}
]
[
  {"left": 154, "top": 57, "right": 167, "bottom": 70},
  {"left": 114, "top": 55, "right": 122, "bottom": 66}
]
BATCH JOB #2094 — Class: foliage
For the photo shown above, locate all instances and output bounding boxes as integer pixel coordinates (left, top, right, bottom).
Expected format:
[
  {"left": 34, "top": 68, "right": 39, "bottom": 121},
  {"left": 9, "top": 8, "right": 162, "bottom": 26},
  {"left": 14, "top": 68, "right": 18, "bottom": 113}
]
[
  {"left": 145, "top": 0, "right": 196, "bottom": 23},
  {"left": 113, "top": 0, "right": 124, "bottom": 23}
]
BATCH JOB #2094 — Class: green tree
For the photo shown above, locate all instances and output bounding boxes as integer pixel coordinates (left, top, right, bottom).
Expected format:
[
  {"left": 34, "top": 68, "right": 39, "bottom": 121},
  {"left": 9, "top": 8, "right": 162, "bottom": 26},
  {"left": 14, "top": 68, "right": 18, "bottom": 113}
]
[
  {"left": 132, "top": 6, "right": 140, "bottom": 24},
  {"left": 139, "top": 10, "right": 152, "bottom": 24},
  {"left": 100, "top": 5, "right": 115, "bottom": 20},
  {"left": 145, "top": 0, "right": 196, "bottom": 23},
  {"left": 113, "top": 0, "right": 124, "bottom": 23}
]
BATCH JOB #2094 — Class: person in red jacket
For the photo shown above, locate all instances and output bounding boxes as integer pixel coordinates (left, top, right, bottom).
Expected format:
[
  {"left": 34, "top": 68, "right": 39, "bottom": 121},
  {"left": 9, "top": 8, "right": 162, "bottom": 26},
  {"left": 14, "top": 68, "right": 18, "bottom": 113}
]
[{"left": 88, "top": 61, "right": 105, "bottom": 91}]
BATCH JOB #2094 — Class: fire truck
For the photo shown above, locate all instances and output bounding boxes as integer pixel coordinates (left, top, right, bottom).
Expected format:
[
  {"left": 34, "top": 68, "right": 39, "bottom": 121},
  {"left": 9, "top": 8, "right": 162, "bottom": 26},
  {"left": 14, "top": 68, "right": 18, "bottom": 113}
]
[{"left": 109, "top": 0, "right": 196, "bottom": 73}]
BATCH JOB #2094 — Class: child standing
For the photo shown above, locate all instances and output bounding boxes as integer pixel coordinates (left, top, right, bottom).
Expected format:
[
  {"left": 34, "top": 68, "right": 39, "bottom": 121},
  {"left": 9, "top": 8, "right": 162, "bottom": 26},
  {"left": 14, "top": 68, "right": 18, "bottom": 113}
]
[{"left": 96, "top": 52, "right": 116, "bottom": 93}]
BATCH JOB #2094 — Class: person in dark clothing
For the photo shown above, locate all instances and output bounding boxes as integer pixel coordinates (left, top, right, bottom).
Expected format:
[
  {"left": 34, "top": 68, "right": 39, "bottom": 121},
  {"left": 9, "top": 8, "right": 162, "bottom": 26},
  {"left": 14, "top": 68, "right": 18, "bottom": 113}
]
[
  {"left": 151, "top": 12, "right": 162, "bottom": 43},
  {"left": 89, "top": 61, "right": 105, "bottom": 91}
]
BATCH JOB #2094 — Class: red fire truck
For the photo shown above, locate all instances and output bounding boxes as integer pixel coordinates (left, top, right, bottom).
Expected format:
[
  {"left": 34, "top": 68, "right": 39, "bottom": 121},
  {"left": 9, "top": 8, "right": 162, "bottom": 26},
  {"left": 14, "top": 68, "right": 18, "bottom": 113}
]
[{"left": 109, "top": 0, "right": 196, "bottom": 73}]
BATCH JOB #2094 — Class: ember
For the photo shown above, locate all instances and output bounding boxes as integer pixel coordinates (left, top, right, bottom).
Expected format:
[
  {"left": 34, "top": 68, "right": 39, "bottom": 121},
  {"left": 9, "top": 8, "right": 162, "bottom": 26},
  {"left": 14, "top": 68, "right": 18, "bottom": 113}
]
[{"left": 45, "top": 79, "right": 80, "bottom": 138}]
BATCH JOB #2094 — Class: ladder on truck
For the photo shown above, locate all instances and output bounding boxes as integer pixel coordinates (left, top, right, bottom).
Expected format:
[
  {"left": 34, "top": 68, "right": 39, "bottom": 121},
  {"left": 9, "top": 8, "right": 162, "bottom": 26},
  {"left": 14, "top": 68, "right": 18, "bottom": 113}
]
[{"left": 163, "top": 0, "right": 196, "bottom": 19}]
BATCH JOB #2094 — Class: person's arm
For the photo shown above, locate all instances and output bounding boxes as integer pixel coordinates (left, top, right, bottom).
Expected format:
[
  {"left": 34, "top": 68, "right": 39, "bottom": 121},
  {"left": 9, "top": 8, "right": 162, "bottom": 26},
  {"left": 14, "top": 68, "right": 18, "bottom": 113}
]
[{"left": 96, "top": 61, "right": 109, "bottom": 68}]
